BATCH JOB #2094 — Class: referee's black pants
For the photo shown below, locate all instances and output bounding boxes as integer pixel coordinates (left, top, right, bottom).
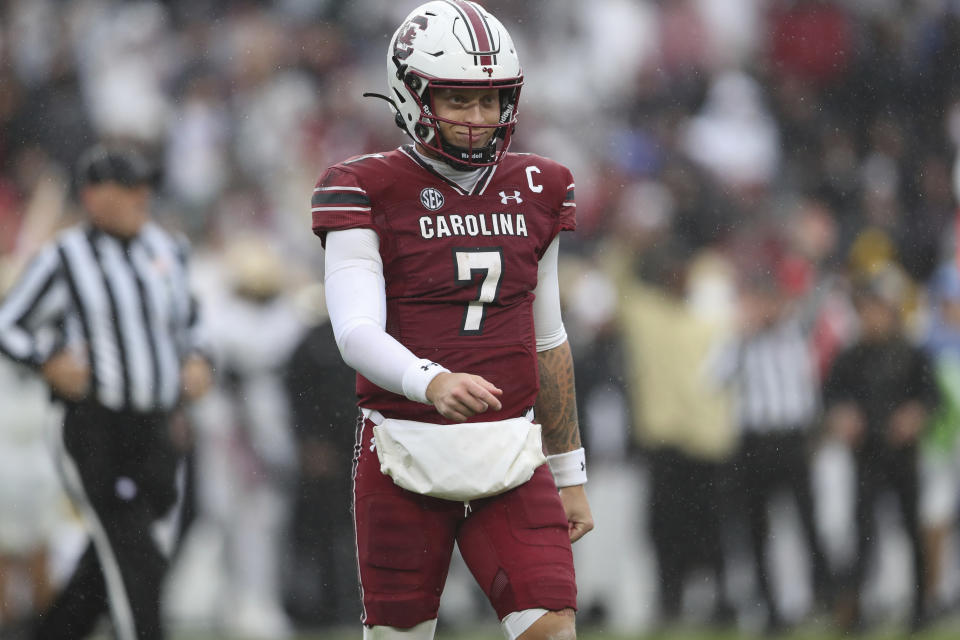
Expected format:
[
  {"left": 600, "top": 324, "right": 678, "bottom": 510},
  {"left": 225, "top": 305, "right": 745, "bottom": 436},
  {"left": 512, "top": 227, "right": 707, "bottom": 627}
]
[
  {"left": 737, "top": 429, "right": 830, "bottom": 622},
  {"left": 35, "top": 400, "right": 181, "bottom": 640}
]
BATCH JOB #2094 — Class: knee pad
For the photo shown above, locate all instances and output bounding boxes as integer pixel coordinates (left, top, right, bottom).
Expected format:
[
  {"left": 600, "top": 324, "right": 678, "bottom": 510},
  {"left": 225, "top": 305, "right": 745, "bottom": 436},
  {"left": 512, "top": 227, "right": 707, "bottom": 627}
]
[
  {"left": 363, "top": 618, "right": 437, "bottom": 640},
  {"left": 501, "top": 608, "right": 548, "bottom": 640}
]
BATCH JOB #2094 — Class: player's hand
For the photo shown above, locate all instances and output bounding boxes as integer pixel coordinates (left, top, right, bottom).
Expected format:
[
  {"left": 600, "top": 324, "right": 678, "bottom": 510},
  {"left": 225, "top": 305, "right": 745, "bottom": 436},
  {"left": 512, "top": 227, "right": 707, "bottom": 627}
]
[
  {"left": 559, "top": 484, "right": 594, "bottom": 543},
  {"left": 42, "top": 350, "right": 90, "bottom": 400},
  {"left": 181, "top": 354, "right": 213, "bottom": 401},
  {"left": 425, "top": 372, "right": 503, "bottom": 422}
]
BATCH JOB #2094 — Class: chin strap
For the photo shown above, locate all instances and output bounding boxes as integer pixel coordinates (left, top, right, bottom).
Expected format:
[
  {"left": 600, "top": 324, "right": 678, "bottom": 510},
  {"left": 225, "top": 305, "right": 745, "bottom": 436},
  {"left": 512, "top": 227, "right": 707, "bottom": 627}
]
[{"left": 438, "top": 136, "right": 498, "bottom": 170}]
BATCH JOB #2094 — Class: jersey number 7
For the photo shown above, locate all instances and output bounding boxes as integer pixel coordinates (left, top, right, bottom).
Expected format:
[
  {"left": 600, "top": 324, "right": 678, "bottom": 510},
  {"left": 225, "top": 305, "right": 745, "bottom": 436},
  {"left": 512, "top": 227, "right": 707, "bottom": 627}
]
[{"left": 453, "top": 248, "right": 503, "bottom": 335}]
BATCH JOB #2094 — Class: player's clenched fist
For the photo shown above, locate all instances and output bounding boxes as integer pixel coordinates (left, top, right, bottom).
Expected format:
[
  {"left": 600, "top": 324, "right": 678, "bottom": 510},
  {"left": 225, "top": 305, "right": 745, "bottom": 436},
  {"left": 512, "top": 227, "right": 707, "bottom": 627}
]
[
  {"left": 560, "top": 485, "right": 594, "bottom": 543},
  {"left": 425, "top": 372, "right": 503, "bottom": 422}
]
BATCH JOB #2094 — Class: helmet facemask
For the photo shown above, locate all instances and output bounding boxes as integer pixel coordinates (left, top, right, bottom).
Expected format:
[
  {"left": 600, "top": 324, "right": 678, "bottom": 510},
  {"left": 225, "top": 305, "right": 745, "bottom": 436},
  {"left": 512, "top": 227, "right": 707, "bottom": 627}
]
[{"left": 400, "top": 70, "right": 522, "bottom": 170}]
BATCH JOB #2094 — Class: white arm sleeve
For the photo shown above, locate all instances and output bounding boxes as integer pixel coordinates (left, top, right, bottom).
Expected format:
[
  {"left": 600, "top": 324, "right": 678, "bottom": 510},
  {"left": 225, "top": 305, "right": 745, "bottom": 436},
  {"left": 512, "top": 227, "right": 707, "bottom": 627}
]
[
  {"left": 532, "top": 236, "right": 568, "bottom": 352},
  {"left": 324, "top": 229, "right": 448, "bottom": 404}
]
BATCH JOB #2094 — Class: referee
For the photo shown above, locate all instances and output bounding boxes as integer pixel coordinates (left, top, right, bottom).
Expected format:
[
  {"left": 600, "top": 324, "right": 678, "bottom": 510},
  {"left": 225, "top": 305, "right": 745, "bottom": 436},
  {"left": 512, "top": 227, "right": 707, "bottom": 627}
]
[
  {"left": 0, "top": 143, "right": 212, "bottom": 640},
  {"left": 712, "top": 270, "right": 831, "bottom": 633}
]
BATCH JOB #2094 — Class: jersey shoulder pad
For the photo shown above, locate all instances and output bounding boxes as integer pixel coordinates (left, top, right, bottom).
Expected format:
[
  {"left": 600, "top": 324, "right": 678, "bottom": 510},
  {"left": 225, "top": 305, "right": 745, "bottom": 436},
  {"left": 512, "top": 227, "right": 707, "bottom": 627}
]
[
  {"left": 311, "top": 164, "right": 372, "bottom": 240},
  {"left": 311, "top": 149, "right": 426, "bottom": 243},
  {"left": 506, "top": 153, "right": 576, "bottom": 231},
  {"left": 311, "top": 150, "right": 400, "bottom": 241}
]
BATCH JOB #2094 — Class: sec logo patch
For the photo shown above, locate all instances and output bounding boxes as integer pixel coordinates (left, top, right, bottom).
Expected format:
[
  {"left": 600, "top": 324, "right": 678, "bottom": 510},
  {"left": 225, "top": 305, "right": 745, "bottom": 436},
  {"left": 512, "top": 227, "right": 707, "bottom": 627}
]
[{"left": 420, "top": 187, "right": 444, "bottom": 211}]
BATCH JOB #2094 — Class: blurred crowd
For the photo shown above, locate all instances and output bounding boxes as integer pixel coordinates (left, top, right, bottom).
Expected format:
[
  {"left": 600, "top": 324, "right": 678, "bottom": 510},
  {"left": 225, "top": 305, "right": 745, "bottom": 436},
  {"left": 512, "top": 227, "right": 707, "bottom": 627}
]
[{"left": 3, "top": 0, "right": 960, "bottom": 637}]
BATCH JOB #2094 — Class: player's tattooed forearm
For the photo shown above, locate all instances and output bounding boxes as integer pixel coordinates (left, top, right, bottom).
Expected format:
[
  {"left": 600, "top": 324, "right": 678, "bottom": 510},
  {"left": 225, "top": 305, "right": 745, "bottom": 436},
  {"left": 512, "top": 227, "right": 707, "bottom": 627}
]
[{"left": 535, "top": 342, "right": 582, "bottom": 454}]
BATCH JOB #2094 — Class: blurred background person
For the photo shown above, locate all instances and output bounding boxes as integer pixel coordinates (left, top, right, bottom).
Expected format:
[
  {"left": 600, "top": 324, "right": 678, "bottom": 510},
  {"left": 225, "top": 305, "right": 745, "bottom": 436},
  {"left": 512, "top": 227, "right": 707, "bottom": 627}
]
[
  {"left": 557, "top": 253, "right": 641, "bottom": 633},
  {"left": 0, "top": 142, "right": 212, "bottom": 640},
  {"left": 918, "top": 262, "right": 960, "bottom": 619},
  {"left": 824, "top": 263, "right": 937, "bottom": 633},
  {"left": 0, "top": 151, "right": 74, "bottom": 636},
  {"left": 0, "top": 356, "right": 61, "bottom": 631},
  {"left": 603, "top": 223, "right": 739, "bottom": 630},
  {"left": 184, "top": 236, "right": 304, "bottom": 639},
  {"left": 710, "top": 255, "right": 832, "bottom": 634},
  {"left": 281, "top": 282, "right": 361, "bottom": 631}
]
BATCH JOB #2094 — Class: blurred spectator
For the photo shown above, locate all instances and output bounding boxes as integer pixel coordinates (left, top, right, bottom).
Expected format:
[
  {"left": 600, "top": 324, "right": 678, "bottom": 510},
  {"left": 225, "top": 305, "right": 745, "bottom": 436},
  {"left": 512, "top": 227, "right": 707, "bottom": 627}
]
[
  {"left": 188, "top": 236, "right": 304, "bottom": 639},
  {"left": 766, "top": 0, "right": 853, "bottom": 88},
  {"left": 824, "top": 263, "right": 937, "bottom": 633},
  {"left": 0, "top": 150, "right": 74, "bottom": 637},
  {"left": 0, "top": 358, "right": 62, "bottom": 631},
  {"left": 681, "top": 70, "right": 780, "bottom": 191},
  {"left": 1, "top": 3, "right": 95, "bottom": 171},
  {"left": 898, "top": 153, "right": 956, "bottom": 283},
  {"left": 282, "top": 284, "right": 361, "bottom": 629},
  {"left": 780, "top": 196, "right": 858, "bottom": 379},
  {"left": 79, "top": 2, "right": 175, "bottom": 144},
  {"left": 162, "top": 71, "right": 231, "bottom": 231},
  {"left": 558, "top": 256, "right": 639, "bottom": 631},
  {"left": 604, "top": 232, "right": 738, "bottom": 627},
  {"left": 919, "top": 263, "right": 960, "bottom": 617}
]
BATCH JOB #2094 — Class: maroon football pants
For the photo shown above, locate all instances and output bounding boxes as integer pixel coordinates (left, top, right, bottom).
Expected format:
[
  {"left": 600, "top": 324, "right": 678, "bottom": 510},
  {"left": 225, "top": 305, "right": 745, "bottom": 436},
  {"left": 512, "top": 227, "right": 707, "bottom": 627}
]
[{"left": 353, "top": 417, "right": 577, "bottom": 628}]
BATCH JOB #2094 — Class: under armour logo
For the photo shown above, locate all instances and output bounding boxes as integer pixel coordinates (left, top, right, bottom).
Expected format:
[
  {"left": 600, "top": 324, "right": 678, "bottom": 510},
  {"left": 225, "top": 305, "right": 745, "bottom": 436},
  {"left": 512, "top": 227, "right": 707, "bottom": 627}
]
[
  {"left": 420, "top": 361, "right": 439, "bottom": 371},
  {"left": 499, "top": 190, "right": 523, "bottom": 204},
  {"left": 369, "top": 437, "right": 377, "bottom": 453},
  {"left": 580, "top": 461, "right": 585, "bottom": 472}
]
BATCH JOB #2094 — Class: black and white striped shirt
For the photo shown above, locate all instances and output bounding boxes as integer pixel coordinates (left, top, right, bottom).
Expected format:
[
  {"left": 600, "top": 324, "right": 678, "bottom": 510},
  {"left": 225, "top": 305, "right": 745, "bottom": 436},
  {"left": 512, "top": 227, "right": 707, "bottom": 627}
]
[
  {"left": 0, "top": 222, "right": 207, "bottom": 413},
  {"left": 713, "top": 317, "right": 820, "bottom": 433}
]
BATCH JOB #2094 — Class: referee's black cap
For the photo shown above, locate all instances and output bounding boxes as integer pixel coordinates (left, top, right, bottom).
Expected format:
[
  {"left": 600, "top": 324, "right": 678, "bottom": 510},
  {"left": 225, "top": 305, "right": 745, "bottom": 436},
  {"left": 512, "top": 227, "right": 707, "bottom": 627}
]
[{"left": 76, "top": 144, "right": 158, "bottom": 189}]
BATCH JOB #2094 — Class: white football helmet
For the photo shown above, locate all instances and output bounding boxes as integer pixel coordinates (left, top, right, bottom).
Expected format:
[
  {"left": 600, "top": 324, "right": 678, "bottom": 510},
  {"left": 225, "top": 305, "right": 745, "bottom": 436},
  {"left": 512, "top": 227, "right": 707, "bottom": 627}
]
[{"left": 384, "top": 0, "right": 523, "bottom": 169}]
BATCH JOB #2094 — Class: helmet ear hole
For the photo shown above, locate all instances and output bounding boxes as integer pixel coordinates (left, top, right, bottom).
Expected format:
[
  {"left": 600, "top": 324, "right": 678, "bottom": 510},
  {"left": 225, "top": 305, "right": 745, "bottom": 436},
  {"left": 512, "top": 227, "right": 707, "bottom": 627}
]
[
  {"left": 394, "top": 112, "right": 406, "bottom": 130},
  {"left": 405, "top": 73, "right": 422, "bottom": 92}
]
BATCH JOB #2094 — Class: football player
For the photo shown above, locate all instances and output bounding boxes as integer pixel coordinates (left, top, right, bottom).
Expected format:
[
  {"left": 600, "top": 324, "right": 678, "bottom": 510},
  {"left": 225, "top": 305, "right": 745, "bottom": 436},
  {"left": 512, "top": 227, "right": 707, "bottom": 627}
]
[{"left": 311, "top": 2, "right": 593, "bottom": 639}]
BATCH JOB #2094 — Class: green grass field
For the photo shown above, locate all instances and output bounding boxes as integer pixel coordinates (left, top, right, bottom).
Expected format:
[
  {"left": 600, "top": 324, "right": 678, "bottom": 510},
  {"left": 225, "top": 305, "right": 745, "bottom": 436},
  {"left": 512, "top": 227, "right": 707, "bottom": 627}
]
[
  {"left": 168, "top": 632, "right": 960, "bottom": 640},
  {"left": 164, "top": 618, "right": 960, "bottom": 640}
]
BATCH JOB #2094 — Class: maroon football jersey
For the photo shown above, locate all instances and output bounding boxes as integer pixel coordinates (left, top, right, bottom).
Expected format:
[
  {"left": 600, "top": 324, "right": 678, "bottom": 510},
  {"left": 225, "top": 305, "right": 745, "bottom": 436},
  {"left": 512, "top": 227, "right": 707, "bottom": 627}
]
[{"left": 312, "top": 145, "right": 576, "bottom": 423}]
